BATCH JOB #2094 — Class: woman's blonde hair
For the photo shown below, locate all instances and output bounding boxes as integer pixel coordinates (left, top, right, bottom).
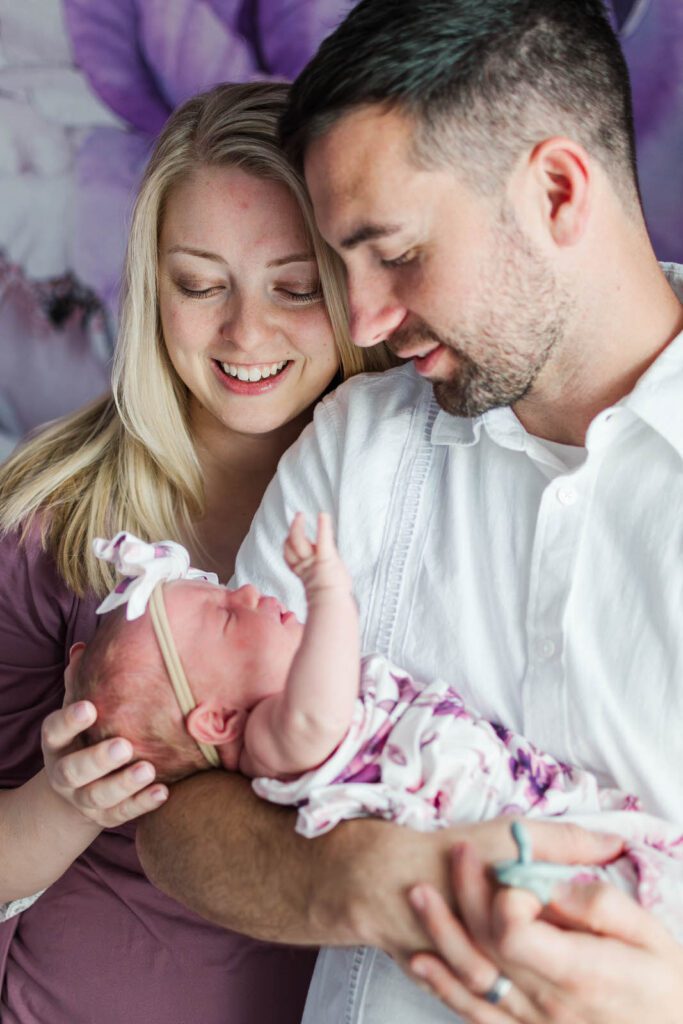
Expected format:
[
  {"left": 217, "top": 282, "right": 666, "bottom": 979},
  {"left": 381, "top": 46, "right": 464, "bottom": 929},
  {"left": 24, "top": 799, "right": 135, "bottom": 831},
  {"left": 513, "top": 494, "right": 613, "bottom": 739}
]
[{"left": 0, "top": 82, "right": 393, "bottom": 597}]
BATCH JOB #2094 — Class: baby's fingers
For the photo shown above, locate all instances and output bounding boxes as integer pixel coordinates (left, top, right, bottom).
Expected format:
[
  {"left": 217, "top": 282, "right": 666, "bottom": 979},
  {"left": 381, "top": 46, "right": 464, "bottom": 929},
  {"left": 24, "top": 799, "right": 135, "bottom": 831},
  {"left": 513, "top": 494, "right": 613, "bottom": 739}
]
[
  {"left": 285, "top": 512, "right": 314, "bottom": 563},
  {"left": 315, "top": 512, "right": 336, "bottom": 557}
]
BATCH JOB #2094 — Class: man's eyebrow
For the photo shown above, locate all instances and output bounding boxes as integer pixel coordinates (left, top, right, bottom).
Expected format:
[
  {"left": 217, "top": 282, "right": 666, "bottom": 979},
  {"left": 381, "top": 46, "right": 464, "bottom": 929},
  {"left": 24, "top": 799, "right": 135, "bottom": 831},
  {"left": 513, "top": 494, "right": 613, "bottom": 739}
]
[
  {"left": 267, "top": 252, "right": 316, "bottom": 268},
  {"left": 340, "top": 223, "right": 403, "bottom": 250},
  {"left": 167, "top": 245, "right": 226, "bottom": 263}
]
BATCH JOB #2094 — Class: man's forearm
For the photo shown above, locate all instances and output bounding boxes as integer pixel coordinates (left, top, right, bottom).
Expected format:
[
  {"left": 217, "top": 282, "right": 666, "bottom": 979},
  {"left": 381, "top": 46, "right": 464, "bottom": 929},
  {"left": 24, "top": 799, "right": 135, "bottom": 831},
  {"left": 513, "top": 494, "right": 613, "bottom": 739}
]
[
  {"left": 136, "top": 770, "right": 457, "bottom": 952},
  {"left": 137, "top": 772, "right": 337, "bottom": 943}
]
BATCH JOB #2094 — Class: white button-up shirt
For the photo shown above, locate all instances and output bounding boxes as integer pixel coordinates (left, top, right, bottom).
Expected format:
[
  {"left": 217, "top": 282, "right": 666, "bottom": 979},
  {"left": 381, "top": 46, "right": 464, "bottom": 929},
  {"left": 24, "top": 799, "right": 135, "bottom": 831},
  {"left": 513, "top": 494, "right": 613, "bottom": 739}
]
[
  {"left": 235, "top": 263, "right": 683, "bottom": 1022},
  {"left": 237, "top": 264, "right": 683, "bottom": 822}
]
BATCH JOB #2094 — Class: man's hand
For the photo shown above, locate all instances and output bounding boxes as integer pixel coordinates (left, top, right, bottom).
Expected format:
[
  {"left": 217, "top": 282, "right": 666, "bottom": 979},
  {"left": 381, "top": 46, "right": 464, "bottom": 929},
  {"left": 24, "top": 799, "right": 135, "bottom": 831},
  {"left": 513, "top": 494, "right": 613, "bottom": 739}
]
[
  {"left": 410, "top": 837, "right": 683, "bottom": 1023},
  {"left": 341, "top": 818, "right": 621, "bottom": 969}
]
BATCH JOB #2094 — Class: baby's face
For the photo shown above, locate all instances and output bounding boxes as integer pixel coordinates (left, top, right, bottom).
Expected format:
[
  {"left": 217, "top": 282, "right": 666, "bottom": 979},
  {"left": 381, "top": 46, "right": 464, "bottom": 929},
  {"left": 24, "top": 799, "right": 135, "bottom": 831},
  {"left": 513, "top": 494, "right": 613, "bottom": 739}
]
[{"left": 163, "top": 580, "right": 303, "bottom": 706}]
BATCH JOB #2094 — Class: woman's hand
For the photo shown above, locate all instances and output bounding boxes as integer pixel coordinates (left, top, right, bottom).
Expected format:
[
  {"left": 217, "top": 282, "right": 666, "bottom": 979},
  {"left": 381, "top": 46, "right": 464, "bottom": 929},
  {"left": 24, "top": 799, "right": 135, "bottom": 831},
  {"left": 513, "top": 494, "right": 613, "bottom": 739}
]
[
  {"left": 41, "top": 645, "right": 168, "bottom": 829},
  {"left": 410, "top": 838, "right": 683, "bottom": 1024}
]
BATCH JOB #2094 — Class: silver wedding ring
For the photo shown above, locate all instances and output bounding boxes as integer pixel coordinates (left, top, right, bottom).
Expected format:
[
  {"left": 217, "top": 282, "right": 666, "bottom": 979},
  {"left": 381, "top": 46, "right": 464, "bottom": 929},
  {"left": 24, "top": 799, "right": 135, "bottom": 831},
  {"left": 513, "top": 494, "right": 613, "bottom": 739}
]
[{"left": 483, "top": 973, "right": 513, "bottom": 1004}]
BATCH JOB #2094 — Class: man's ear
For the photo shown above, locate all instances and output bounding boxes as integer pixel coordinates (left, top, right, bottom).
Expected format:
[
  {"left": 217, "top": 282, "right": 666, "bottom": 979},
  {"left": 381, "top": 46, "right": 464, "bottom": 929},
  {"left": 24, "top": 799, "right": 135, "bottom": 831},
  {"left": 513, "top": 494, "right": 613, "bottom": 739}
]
[
  {"left": 186, "top": 704, "right": 247, "bottom": 746},
  {"left": 528, "top": 137, "right": 591, "bottom": 247}
]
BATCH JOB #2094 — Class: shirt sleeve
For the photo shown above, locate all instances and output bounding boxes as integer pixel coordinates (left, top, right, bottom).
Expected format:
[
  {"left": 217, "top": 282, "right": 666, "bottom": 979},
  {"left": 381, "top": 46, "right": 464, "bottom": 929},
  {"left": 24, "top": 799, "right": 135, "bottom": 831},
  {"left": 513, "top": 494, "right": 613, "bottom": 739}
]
[{"left": 0, "top": 524, "right": 90, "bottom": 789}]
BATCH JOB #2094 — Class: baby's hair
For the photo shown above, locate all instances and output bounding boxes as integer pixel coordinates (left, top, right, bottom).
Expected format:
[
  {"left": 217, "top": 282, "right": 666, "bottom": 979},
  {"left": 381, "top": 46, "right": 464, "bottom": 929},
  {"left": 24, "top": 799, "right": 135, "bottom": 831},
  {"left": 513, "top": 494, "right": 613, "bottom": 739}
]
[{"left": 71, "top": 606, "right": 208, "bottom": 783}]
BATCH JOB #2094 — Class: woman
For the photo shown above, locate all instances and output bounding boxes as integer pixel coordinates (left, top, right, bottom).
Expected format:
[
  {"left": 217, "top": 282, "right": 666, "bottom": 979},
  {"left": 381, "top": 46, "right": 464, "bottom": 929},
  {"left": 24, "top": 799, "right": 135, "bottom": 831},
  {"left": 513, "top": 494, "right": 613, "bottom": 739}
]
[{"left": 0, "top": 81, "right": 391, "bottom": 1023}]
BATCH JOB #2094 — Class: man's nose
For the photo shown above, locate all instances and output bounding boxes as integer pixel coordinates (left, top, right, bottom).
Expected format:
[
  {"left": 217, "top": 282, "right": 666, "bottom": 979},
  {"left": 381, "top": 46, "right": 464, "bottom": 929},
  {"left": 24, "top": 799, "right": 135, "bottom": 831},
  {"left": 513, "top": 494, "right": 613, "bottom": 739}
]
[
  {"left": 229, "top": 584, "right": 261, "bottom": 609},
  {"left": 347, "top": 271, "right": 406, "bottom": 348}
]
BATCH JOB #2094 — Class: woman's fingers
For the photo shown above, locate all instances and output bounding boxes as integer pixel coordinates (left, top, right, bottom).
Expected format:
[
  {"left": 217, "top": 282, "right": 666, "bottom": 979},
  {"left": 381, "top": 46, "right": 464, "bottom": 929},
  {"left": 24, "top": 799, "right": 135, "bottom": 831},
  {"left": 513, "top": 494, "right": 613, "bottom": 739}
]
[
  {"left": 410, "top": 953, "right": 532, "bottom": 1024},
  {"left": 78, "top": 774, "right": 169, "bottom": 826},
  {"left": 410, "top": 878, "right": 496, "bottom": 993},
  {"left": 42, "top": 706, "right": 169, "bottom": 826},
  {"left": 545, "top": 881, "right": 677, "bottom": 952},
  {"left": 41, "top": 701, "right": 97, "bottom": 759},
  {"left": 55, "top": 749, "right": 168, "bottom": 825},
  {"left": 409, "top": 852, "right": 549, "bottom": 1024},
  {"left": 48, "top": 736, "right": 134, "bottom": 793}
]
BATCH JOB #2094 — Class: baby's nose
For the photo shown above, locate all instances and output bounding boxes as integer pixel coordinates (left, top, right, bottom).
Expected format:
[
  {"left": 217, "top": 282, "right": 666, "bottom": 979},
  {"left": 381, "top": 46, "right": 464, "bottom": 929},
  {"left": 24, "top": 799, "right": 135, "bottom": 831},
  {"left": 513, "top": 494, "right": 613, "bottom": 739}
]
[{"left": 230, "top": 584, "right": 261, "bottom": 609}]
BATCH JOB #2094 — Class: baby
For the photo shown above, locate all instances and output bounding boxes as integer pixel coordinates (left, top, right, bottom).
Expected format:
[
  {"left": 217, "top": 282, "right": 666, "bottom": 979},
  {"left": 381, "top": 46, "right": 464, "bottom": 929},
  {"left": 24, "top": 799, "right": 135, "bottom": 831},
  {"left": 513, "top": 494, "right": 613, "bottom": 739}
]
[{"left": 73, "top": 519, "right": 683, "bottom": 940}]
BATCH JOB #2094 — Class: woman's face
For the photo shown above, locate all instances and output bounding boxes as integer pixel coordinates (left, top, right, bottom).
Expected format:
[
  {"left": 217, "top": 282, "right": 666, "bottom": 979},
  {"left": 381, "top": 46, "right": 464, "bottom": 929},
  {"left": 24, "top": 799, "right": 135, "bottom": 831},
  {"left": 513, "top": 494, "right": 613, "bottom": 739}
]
[{"left": 158, "top": 165, "right": 339, "bottom": 440}]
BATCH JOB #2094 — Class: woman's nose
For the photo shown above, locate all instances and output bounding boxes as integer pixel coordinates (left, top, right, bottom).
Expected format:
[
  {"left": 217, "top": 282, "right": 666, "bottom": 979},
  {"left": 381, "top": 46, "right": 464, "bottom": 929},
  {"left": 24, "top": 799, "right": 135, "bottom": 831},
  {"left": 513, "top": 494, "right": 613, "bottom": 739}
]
[{"left": 220, "top": 294, "right": 272, "bottom": 352}]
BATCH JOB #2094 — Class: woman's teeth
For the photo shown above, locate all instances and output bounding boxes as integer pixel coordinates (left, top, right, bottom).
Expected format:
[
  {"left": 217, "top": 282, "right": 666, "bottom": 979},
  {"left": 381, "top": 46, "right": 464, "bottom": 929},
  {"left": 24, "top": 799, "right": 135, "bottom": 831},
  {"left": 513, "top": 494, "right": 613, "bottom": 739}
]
[{"left": 221, "top": 360, "right": 288, "bottom": 382}]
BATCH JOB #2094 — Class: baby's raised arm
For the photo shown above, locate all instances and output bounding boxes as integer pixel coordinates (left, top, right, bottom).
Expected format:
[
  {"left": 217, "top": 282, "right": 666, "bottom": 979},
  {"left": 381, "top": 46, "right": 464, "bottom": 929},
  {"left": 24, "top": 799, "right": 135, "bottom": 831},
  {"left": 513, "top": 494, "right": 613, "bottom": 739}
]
[{"left": 241, "top": 513, "right": 359, "bottom": 777}]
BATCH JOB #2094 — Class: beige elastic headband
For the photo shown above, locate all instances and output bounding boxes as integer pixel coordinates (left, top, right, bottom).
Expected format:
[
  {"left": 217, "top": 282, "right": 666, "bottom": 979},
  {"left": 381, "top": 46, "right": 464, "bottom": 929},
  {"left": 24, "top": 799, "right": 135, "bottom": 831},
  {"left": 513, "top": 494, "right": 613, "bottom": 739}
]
[{"left": 148, "top": 585, "right": 221, "bottom": 768}]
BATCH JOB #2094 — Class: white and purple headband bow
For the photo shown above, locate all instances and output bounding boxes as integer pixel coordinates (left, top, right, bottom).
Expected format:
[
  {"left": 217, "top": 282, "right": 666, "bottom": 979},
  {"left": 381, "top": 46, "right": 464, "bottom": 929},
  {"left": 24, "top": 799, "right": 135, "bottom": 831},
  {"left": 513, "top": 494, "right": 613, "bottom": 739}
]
[
  {"left": 94, "top": 532, "right": 219, "bottom": 620},
  {"left": 93, "top": 531, "right": 221, "bottom": 768}
]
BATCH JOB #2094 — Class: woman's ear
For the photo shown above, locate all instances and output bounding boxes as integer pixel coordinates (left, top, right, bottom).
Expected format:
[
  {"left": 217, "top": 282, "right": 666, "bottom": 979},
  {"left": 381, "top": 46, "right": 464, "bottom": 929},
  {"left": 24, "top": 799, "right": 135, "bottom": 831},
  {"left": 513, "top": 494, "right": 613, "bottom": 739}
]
[{"left": 186, "top": 704, "right": 247, "bottom": 746}]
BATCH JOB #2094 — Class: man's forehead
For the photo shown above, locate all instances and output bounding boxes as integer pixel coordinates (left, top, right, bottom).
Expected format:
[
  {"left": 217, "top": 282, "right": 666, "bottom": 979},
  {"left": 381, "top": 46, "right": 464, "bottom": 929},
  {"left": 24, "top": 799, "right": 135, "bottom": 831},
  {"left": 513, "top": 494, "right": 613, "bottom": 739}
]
[{"left": 304, "top": 104, "right": 416, "bottom": 228}]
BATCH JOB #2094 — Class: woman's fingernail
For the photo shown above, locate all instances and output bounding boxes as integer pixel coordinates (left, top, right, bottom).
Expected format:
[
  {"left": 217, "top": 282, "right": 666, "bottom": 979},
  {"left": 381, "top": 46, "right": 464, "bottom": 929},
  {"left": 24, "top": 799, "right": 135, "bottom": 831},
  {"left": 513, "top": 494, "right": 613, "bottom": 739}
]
[
  {"left": 411, "top": 960, "right": 428, "bottom": 979},
  {"left": 109, "top": 739, "right": 131, "bottom": 762},
  {"left": 132, "top": 763, "right": 154, "bottom": 784},
  {"left": 151, "top": 786, "right": 168, "bottom": 802},
  {"left": 73, "top": 701, "right": 94, "bottom": 722}
]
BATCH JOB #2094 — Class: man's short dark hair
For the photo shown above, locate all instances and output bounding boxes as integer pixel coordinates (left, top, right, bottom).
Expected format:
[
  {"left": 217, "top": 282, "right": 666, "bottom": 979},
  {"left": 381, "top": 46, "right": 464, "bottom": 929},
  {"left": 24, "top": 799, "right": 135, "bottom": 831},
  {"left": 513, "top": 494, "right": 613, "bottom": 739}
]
[{"left": 281, "top": 0, "right": 639, "bottom": 203}]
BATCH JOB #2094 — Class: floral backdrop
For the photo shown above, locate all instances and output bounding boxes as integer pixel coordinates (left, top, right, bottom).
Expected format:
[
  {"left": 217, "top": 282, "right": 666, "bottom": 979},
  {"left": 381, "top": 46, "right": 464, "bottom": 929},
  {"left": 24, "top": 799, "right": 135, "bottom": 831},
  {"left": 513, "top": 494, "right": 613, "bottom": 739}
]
[{"left": 0, "top": 0, "right": 681, "bottom": 460}]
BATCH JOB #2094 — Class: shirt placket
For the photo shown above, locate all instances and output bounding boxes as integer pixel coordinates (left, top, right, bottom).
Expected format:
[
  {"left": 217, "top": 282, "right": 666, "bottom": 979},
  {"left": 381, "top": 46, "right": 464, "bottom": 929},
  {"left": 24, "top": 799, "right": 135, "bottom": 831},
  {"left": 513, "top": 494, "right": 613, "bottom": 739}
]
[{"left": 521, "top": 464, "right": 590, "bottom": 759}]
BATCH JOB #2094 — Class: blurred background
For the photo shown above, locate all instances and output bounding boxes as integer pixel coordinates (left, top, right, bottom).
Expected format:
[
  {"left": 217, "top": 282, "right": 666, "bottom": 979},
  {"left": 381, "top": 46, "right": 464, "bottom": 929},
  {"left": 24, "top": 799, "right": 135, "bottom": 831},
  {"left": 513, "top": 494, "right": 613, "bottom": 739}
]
[{"left": 0, "top": 0, "right": 681, "bottom": 460}]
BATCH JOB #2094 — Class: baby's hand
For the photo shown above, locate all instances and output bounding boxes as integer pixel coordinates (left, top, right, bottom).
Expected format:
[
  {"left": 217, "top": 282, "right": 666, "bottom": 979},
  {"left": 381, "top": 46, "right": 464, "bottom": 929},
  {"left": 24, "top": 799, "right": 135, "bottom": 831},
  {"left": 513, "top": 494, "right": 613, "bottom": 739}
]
[{"left": 284, "top": 512, "right": 353, "bottom": 599}]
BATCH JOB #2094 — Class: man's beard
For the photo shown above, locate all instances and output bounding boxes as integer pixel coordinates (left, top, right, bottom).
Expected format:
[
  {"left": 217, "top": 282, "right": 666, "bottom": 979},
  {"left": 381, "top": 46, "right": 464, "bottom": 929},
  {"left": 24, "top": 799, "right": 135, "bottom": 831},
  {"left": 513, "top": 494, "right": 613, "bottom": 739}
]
[{"left": 388, "top": 211, "right": 569, "bottom": 419}]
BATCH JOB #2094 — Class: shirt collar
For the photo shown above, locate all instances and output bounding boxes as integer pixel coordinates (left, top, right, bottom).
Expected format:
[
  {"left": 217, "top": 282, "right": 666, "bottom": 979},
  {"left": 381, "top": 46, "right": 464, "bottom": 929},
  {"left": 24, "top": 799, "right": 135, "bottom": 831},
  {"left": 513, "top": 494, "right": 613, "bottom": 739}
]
[
  {"left": 620, "top": 264, "right": 683, "bottom": 459},
  {"left": 431, "top": 262, "right": 683, "bottom": 460}
]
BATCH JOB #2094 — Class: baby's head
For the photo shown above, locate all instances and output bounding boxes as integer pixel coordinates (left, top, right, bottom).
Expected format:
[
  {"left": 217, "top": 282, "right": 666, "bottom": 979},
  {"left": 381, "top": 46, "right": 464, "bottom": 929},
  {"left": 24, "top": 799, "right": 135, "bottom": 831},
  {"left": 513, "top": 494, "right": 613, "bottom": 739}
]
[{"left": 71, "top": 580, "right": 303, "bottom": 782}]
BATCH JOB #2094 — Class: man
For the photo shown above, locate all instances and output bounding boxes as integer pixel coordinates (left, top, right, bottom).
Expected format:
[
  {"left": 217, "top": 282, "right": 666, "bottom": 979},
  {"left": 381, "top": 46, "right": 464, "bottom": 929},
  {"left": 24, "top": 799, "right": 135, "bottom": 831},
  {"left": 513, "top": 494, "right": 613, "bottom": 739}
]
[{"left": 138, "top": 2, "right": 683, "bottom": 1020}]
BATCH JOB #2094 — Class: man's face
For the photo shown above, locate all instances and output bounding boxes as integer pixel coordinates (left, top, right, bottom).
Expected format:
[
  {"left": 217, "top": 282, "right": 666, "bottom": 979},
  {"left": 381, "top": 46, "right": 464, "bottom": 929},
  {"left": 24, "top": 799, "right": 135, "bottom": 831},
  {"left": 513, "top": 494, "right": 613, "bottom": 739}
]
[{"left": 304, "top": 105, "right": 568, "bottom": 418}]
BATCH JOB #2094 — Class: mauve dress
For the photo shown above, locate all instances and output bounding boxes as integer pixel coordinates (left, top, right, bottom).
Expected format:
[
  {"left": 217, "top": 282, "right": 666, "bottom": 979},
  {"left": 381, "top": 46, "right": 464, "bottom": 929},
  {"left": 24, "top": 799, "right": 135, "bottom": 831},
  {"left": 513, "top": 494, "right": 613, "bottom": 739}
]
[{"left": 0, "top": 525, "right": 315, "bottom": 1023}]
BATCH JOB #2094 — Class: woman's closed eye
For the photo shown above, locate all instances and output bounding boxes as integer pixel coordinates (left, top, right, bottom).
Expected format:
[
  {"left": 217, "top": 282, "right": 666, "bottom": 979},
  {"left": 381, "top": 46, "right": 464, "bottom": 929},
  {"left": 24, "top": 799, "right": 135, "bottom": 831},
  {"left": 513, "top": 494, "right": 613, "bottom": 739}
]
[
  {"left": 278, "top": 285, "right": 323, "bottom": 304},
  {"left": 175, "top": 278, "right": 225, "bottom": 299}
]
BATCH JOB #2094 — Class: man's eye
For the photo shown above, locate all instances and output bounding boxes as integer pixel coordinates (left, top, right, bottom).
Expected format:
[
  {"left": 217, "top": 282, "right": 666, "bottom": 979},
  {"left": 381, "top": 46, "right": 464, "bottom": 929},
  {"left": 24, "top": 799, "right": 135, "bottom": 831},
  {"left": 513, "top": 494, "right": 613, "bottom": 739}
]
[{"left": 380, "top": 249, "right": 417, "bottom": 269}]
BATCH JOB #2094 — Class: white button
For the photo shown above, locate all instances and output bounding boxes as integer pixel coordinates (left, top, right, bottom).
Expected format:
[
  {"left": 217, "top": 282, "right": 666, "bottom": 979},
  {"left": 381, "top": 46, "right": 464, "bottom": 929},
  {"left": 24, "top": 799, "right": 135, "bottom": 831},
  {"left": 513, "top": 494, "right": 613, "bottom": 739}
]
[
  {"left": 538, "top": 638, "right": 556, "bottom": 659},
  {"left": 557, "top": 485, "right": 577, "bottom": 506}
]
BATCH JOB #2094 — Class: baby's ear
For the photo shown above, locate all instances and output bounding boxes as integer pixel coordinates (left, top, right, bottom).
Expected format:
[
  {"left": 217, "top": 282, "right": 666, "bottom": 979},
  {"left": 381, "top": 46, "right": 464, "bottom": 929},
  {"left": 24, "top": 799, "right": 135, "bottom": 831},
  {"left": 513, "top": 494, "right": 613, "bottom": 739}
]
[
  {"left": 186, "top": 704, "right": 246, "bottom": 745},
  {"left": 64, "top": 642, "right": 87, "bottom": 704}
]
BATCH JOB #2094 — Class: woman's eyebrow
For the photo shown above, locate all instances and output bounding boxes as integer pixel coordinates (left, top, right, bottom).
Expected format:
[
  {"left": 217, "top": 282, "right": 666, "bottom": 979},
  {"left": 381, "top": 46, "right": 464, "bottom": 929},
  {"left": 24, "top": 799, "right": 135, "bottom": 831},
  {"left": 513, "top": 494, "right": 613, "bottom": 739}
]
[
  {"left": 267, "top": 252, "right": 316, "bottom": 268},
  {"left": 167, "top": 245, "right": 227, "bottom": 263}
]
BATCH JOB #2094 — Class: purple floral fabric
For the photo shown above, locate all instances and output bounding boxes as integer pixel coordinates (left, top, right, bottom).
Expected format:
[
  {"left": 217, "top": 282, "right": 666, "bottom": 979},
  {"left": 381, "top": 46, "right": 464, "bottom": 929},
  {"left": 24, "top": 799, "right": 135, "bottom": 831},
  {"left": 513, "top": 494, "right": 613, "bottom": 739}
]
[
  {"left": 60, "top": 0, "right": 683, "bottom": 322},
  {"left": 61, "top": 0, "right": 352, "bottom": 316},
  {"left": 255, "top": 653, "right": 683, "bottom": 941}
]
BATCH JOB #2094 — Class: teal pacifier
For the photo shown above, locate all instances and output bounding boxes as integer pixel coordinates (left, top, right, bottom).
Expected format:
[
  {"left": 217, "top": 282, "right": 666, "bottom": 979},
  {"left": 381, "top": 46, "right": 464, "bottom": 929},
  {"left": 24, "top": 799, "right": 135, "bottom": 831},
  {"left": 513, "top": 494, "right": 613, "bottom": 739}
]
[{"left": 492, "top": 820, "right": 590, "bottom": 904}]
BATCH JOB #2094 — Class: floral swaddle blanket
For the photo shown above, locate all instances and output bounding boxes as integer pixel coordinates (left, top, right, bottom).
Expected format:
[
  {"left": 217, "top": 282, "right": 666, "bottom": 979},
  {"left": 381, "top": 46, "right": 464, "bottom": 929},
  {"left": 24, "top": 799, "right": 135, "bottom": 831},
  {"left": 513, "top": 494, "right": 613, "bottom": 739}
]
[{"left": 254, "top": 654, "right": 683, "bottom": 942}]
